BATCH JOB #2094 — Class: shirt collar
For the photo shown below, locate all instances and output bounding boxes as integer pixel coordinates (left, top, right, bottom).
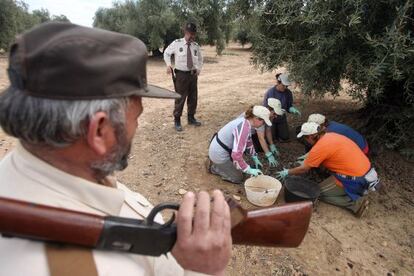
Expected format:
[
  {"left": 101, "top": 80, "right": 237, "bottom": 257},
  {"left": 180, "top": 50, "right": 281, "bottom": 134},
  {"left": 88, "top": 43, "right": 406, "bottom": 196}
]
[
  {"left": 14, "top": 142, "right": 125, "bottom": 215},
  {"left": 183, "top": 37, "right": 192, "bottom": 45}
]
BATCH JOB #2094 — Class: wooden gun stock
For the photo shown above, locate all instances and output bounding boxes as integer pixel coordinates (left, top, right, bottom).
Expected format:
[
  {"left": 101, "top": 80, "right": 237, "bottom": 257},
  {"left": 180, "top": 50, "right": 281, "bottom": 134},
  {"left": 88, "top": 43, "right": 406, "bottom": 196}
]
[
  {"left": 227, "top": 199, "right": 313, "bottom": 247},
  {"left": 0, "top": 197, "right": 312, "bottom": 256}
]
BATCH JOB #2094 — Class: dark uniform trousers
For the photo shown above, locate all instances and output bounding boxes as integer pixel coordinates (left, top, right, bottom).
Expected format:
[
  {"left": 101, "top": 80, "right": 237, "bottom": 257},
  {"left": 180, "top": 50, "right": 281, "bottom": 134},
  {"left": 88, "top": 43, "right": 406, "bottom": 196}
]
[
  {"left": 173, "top": 70, "right": 198, "bottom": 118},
  {"left": 271, "top": 114, "right": 290, "bottom": 141}
]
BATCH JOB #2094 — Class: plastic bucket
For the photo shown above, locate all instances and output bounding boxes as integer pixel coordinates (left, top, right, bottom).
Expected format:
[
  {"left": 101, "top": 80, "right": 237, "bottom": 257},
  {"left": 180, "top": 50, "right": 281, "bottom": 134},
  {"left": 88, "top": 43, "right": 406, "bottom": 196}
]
[{"left": 244, "top": 175, "right": 282, "bottom": 207}]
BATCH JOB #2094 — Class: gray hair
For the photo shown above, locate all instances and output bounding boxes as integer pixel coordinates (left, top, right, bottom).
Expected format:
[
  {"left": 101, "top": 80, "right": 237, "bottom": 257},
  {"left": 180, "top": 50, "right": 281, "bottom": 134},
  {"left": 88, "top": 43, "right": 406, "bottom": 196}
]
[{"left": 0, "top": 88, "right": 130, "bottom": 147}]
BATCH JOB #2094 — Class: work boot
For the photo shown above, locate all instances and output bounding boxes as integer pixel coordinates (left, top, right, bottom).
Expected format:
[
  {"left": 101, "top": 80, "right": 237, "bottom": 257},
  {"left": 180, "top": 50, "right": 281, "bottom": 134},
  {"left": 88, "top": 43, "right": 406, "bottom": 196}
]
[
  {"left": 205, "top": 157, "right": 212, "bottom": 173},
  {"left": 355, "top": 198, "right": 370, "bottom": 218},
  {"left": 174, "top": 117, "right": 183, "bottom": 132},
  {"left": 188, "top": 115, "right": 201, "bottom": 126}
]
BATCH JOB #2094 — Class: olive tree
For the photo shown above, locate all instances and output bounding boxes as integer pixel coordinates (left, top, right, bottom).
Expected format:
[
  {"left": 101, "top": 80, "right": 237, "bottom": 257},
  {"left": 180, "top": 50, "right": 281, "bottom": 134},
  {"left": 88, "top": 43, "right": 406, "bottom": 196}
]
[
  {"left": 252, "top": 0, "right": 414, "bottom": 152},
  {"left": 0, "top": 1, "right": 70, "bottom": 50}
]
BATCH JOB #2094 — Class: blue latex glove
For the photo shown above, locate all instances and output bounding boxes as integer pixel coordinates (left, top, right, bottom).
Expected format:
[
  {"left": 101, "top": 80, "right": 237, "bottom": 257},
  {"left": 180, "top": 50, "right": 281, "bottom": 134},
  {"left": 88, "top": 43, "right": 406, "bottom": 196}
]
[
  {"left": 289, "top": 106, "right": 301, "bottom": 116},
  {"left": 265, "top": 152, "right": 278, "bottom": 167},
  {"left": 297, "top": 153, "right": 308, "bottom": 161},
  {"left": 252, "top": 155, "right": 263, "bottom": 169},
  {"left": 296, "top": 159, "right": 304, "bottom": 166},
  {"left": 245, "top": 167, "right": 263, "bottom": 177},
  {"left": 269, "top": 144, "right": 279, "bottom": 156},
  {"left": 276, "top": 168, "right": 289, "bottom": 180}
]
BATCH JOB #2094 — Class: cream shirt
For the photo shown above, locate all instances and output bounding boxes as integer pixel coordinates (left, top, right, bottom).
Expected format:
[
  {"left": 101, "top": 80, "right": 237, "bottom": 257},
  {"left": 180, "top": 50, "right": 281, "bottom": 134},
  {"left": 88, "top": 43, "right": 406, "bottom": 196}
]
[
  {"left": 163, "top": 38, "right": 203, "bottom": 71},
  {"left": 0, "top": 143, "right": 207, "bottom": 276}
]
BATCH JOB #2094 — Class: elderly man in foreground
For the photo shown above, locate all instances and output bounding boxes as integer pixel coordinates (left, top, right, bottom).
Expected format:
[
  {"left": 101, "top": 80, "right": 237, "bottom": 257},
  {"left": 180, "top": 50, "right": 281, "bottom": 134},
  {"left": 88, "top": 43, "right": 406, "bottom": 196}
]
[
  {"left": 277, "top": 122, "right": 380, "bottom": 217},
  {"left": 0, "top": 22, "right": 231, "bottom": 276}
]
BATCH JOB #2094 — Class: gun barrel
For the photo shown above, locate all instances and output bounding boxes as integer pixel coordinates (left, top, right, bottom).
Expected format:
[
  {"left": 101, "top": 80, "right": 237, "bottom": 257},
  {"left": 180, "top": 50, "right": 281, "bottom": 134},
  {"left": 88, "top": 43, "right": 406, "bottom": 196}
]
[
  {"left": 231, "top": 201, "right": 313, "bottom": 247},
  {"left": 0, "top": 197, "right": 104, "bottom": 247}
]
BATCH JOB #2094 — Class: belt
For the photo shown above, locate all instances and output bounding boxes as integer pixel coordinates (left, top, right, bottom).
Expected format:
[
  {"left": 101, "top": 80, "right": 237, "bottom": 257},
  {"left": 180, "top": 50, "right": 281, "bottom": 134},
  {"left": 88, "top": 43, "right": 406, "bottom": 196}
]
[
  {"left": 335, "top": 165, "right": 373, "bottom": 180},
  {"left": 174, "top": 69, "right": 197, "bottom": 75},
  {"left": 336, "top": 174, "right": 361, "bottom": 180}
]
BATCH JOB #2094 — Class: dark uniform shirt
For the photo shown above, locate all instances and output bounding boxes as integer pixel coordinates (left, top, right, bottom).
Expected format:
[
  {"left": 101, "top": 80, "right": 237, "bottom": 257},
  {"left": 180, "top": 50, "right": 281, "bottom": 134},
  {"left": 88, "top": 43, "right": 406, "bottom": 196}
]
[{"left": 263, "top": 86, "right": 293, "bottom": 112}]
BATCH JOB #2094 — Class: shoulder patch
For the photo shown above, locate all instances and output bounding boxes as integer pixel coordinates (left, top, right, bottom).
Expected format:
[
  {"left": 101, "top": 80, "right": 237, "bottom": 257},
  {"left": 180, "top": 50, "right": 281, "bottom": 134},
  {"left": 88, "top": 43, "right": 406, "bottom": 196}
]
[
  {"left": 193, "top": 42, "right": 199, "bottom": 46},
  {"left": 176, "top": 39, "right": 182, "bottom": 42}
]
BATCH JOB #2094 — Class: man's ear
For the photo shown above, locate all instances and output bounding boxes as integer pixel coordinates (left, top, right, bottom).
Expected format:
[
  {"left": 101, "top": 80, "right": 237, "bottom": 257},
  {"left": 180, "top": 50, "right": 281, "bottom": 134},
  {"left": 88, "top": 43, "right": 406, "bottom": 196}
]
[
  {"left": 304, "top": 135, "right": 313, "bottom": 145},
  {"left": 86, "top": 112, "right": 115, "bottom": 156}
]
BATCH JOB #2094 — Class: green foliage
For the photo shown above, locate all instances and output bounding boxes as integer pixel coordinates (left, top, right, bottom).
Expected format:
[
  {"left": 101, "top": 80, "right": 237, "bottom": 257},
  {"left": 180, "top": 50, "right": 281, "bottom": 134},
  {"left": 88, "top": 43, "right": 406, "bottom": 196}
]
[
  {"left": 185, "top": 0, "right": 232, "bottom": 54},
  {"left": 252, "top": 0, "right": 414, "bottom": 150},
  {"left": 32, "top": 8, "right": 50, "bottom": 23},
  {"left": 51, "top": 14, "right": 70, "bottom": 22},
  {"left": 93, "top": 0, "right": 233, "bottom": 55},
  {"left": 94, "top": 0, "right": 179, "bottom": 53},
  {"left": 235, "top": 27, "right": 249, "bottom": 47},
  {"left": 0, "top": 0, "right": 34, "bottom": 49},
  {"left": 228, "top": 0, "right": 263, "bottom": 48},
  {"left": 0, "top": 0, "right": 71, "bottom": 50},
  {"left": 31, "top": 8, "right": 69, "bottom": 23}
]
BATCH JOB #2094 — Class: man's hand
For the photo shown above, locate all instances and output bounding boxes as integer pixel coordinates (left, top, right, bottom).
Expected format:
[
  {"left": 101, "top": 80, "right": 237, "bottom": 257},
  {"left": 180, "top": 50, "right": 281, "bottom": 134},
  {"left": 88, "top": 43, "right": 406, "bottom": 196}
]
[
  {"left": 295, "top": 153, "right": 308, "bottom": 166},
  {"left": 276, "top": 168, "right": 289, "bottom": 180},
  {"left": 252, "top": 155, "right": 263, "bottom": 169},
  {"left": 288, "top": 106, "right": 301, "bottom": 116},
  {"left": 167, "top": 66, "right": 173, "bottom": 75},
  {"left": 265, "top": 152, "right": 278, "bottom": 167},
  {"left": 297, "top": 153, "right": 308, "bottom": 161},
  {"left": 172, "top": 191, "right": 232, "bottom": 275},
  {"left": 196, "top": 69, "right": 201, "bottom": 76},
  {"left": 244, "top": 167, "right": 263, "bottom": 177},
  {"left": 269, "top": 144, "right": 279, "bottom": 156},
  {"left": 296, "top": 159, "right": 304, "bottom": 166}
]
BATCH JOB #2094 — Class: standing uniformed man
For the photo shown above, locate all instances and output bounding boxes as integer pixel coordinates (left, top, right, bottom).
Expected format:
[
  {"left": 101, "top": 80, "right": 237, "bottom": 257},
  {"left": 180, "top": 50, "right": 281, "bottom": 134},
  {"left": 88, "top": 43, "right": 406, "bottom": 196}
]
[{"left": 164, "top": 22, "right": 203, "bottom": 131}]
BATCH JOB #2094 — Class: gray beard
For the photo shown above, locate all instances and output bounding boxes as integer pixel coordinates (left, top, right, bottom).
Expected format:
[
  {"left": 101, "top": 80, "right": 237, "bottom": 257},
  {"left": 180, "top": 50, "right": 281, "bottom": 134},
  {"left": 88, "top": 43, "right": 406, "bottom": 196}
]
[{"left": 91, "top": 125, "right": 131, "bottom": 180}]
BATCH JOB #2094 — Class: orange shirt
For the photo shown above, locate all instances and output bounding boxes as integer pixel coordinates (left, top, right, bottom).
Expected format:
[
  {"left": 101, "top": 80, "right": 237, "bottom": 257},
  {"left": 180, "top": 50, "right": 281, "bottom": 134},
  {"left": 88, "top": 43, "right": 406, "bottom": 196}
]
[{"left": 304, "top": 133, "right": 370, "bottom": 178}]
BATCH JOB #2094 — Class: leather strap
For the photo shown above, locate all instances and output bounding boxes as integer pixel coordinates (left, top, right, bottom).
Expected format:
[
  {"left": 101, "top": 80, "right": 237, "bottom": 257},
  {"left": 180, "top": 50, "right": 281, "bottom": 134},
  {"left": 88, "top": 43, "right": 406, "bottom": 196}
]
[{"left": 46, "top": 244, "right": 98, "bottom": 276}]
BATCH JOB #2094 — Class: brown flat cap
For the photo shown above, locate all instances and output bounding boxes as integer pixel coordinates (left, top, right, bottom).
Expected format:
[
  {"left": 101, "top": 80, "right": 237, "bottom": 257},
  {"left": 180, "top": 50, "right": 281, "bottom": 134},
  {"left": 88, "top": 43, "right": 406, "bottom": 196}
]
[{"left": 6, "top": 22, "right": 180, "bottom": 100}]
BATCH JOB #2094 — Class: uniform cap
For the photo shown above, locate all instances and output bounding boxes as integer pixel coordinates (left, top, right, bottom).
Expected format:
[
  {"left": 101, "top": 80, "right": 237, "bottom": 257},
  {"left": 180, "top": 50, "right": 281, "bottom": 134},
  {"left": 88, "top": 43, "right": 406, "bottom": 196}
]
[
  {"left": 253, "top": 106, "right": 272, "bottom": 127},
  {"left": 308, "top": 114, "right": 326, "bottom": 125},
  {"left": 267, "top": 98, "right": 285, "bottom": 115},
  {"left": 6, "top": 22, "right": 180, "bottom": 100},
  {"left": 185, "top": 22, "right": 197, "bottom": 33},
  {"left": 277, "top": 73, "right": 291, "bottom": 86},
  {"left": 297, "top": 122, "right": 320, "bottom": 138}
]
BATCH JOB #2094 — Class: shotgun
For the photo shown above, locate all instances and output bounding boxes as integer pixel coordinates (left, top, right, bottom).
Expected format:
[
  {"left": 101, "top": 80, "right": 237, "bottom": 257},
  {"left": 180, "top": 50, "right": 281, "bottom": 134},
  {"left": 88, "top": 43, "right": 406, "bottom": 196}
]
[{"left": 0, "top": 196, "right": 312, "bottom": 256}]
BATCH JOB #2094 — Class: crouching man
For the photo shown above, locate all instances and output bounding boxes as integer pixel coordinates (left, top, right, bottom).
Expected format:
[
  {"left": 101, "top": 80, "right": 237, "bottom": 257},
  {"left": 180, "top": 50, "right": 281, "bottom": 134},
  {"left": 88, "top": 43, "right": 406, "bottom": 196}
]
[{"left": 277, "top": 122, "right": 379, "bottom": 217}]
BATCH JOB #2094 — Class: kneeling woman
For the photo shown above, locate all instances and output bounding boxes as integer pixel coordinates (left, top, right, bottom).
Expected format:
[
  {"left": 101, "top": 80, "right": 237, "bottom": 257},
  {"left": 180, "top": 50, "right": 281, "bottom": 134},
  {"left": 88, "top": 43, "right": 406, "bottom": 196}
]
[{"left": 208, "top": 105, "right": 272, "bottom": 184}]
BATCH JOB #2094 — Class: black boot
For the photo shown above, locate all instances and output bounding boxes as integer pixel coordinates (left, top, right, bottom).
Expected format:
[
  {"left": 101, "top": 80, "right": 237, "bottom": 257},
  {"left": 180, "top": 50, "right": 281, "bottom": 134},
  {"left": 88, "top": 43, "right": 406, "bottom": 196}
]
[
  {"left": 188, "top": 114, "right": 201, "bottom": 126},
  {"left": 174, "top": 117, "right": 183, "bottom": 132}
]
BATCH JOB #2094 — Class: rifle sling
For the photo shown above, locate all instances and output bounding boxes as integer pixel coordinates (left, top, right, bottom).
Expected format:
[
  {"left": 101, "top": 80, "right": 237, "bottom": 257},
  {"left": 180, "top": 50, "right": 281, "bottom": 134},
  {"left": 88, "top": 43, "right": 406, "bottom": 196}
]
[{"left": 45, "top": 244, "right": 98, "bottom": 276}]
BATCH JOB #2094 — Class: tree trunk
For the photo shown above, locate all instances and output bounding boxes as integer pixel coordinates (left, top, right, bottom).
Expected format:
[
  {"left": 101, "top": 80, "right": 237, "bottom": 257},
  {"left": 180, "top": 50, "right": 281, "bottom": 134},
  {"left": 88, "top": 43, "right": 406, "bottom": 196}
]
[
  {"left": 152, "top": 49, "right": 163, "bottom": 57},
  {"left": 362, "top": 78, "right": 413, "bottom": 150}
]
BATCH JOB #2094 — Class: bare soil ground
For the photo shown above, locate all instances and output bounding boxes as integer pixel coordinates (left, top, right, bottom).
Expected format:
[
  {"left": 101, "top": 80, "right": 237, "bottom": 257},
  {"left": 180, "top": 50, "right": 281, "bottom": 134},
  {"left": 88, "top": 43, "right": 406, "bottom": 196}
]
[{"left": 1, "top": 44, "right": 413, "bottom": 275}]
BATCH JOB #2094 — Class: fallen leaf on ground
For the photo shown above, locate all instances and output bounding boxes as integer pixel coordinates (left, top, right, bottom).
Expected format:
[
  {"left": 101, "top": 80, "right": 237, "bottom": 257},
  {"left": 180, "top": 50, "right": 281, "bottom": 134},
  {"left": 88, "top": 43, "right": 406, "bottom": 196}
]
[{"left": 233, "top": 195, "right": 241, "bottom": 201}]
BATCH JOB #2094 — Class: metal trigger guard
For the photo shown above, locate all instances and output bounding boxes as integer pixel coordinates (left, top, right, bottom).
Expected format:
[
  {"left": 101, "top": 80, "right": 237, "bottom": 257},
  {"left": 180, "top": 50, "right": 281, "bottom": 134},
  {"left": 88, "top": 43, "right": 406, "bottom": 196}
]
[{"left": 145, "top": 203, "right": 180, "bottom": 228}]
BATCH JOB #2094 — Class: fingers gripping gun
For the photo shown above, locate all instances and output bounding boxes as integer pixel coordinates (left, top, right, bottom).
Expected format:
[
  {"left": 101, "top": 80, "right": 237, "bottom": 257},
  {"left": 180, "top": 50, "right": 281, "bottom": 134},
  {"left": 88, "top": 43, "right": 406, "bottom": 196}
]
[{"left": 0, "top": 197, "right": 312, "bottom": 256}]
